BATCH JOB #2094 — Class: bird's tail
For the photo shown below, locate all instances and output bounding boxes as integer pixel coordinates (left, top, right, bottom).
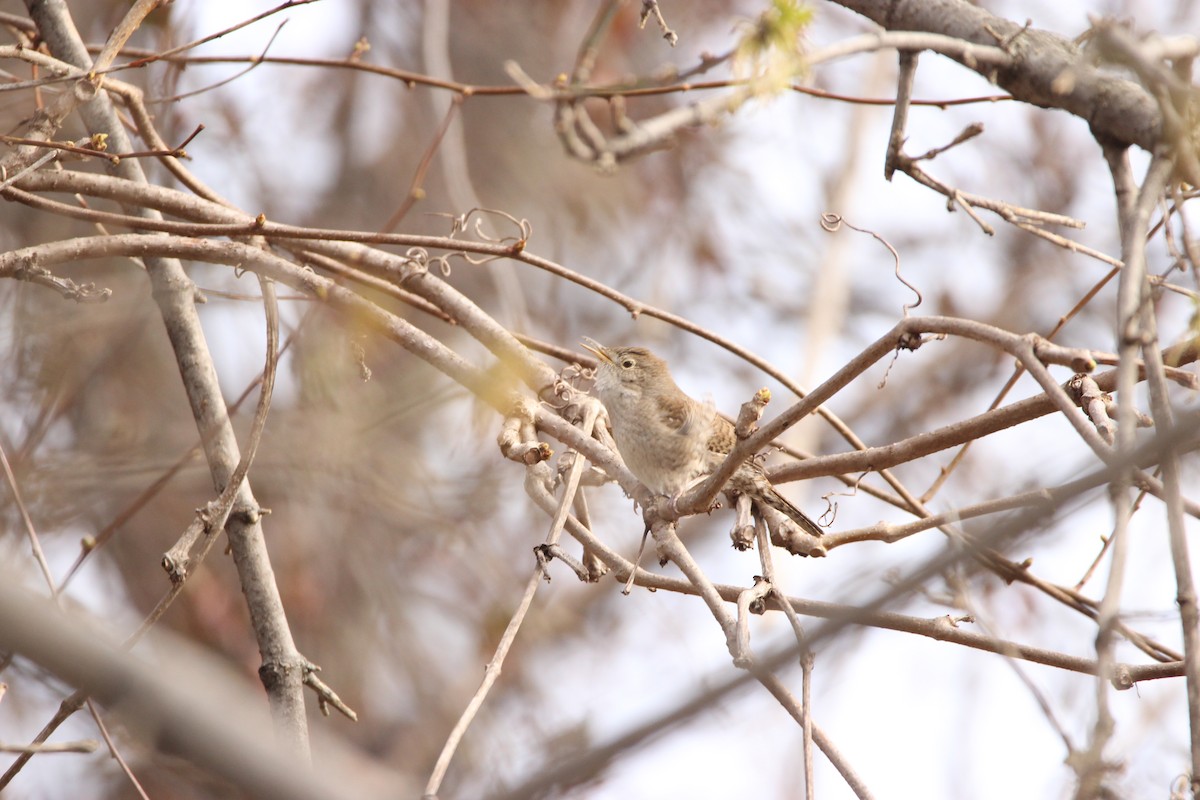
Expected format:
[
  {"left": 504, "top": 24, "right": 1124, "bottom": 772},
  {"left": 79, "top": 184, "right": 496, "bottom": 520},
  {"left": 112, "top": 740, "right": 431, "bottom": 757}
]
[{"left": 757, "top": 487, "right": 825, "bottom": 539}]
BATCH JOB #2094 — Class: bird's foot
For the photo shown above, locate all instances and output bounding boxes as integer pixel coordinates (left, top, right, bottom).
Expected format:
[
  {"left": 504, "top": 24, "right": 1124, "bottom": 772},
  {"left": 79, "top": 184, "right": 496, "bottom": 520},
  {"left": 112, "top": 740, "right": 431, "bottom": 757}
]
[{"left": 660, "top": 492, "right": 717, "bottom": 518}]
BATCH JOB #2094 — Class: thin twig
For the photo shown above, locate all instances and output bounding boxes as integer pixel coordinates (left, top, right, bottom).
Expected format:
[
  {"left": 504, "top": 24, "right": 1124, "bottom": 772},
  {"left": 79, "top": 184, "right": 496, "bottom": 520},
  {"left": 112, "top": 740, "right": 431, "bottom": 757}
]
[{"left": 423, "top": 402, "right": 600, "bottom": 797}]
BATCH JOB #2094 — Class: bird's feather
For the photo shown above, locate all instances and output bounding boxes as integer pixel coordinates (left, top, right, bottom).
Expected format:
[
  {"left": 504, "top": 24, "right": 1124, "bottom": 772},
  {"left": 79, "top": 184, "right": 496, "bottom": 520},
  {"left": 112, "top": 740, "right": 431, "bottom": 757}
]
[{"left": 654, "top": 392, "right": 691, "bottom": 434}]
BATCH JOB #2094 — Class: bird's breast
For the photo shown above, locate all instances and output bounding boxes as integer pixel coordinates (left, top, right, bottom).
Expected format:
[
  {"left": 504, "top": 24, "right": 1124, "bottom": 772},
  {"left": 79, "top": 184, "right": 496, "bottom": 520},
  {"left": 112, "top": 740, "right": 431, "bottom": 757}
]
[{"left": 608, "top": 400, "right": 710, "bottom": 496}]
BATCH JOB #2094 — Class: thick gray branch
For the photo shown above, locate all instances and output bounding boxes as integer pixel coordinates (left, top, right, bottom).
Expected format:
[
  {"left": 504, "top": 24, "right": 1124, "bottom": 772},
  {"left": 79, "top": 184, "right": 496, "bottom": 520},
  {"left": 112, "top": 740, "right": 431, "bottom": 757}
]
[
  {"left": 24, "top": 0, "right": 309, "bottom": 753},
  {"left": 830, "top": 0, "right": 1161, "bottom": 150}
]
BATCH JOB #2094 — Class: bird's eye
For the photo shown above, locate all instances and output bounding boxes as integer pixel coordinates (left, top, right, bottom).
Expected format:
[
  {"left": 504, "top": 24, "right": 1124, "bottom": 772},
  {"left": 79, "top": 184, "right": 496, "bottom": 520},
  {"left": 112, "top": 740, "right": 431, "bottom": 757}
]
[{"left": 620, "top": 358, "right": 635, "bottom": 369}]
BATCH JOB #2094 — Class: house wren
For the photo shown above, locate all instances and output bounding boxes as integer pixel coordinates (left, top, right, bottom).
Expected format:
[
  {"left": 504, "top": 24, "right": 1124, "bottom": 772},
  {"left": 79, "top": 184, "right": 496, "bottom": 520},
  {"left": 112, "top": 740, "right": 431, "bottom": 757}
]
[{"left": 581, "top": 338, "right": 823, "bottom": 539}]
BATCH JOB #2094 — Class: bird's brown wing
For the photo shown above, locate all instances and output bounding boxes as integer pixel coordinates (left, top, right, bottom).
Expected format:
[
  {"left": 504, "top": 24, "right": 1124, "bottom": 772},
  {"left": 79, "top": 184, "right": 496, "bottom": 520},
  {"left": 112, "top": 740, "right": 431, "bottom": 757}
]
[
  {"left": 654, "top": 392, "right": 692, "bottom": 435},
  {"left": 705, "top": 416, "right": 735, "bottom": 455}
]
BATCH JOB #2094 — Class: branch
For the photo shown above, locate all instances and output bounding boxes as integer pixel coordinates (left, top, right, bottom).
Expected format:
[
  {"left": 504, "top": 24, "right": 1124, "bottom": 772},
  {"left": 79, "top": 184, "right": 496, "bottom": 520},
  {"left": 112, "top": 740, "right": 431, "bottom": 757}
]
[
  {"left": 771, "top": 334, "right": 1200, "bottom": 483},
  {"left": 829, "top": 0, "right": 1160, "bottom": 150},
  {"left": 683, "top": 316, "right": 1099, "bottom": 516},
  {"left": 424, "top": 402, "right": 601, "bottom": 798},
  {"left": 0, "top": 579, "right": 373, "bottom": 800},
  {"left": 25, "top": 0, "right": 311, "bottom": 754}
]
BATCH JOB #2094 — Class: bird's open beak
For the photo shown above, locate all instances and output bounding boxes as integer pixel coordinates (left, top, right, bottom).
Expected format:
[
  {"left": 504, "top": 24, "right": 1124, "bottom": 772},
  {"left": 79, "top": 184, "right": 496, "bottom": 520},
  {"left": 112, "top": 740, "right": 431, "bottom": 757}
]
[{"left": 580, "top": 337, "right": 613, "bottom": 365}]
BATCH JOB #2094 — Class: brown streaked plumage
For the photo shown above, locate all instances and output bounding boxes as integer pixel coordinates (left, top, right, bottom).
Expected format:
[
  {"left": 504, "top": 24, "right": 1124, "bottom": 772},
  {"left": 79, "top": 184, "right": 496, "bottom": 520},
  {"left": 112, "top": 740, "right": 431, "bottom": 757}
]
[{"left": 581, "top": 338, "right": 823, "bottom": 539}]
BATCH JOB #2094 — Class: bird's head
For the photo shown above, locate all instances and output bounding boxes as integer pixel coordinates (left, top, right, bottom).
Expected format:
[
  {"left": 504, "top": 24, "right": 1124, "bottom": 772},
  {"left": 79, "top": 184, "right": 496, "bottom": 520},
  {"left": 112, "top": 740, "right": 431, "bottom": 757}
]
[{"left": 581, "top": 338, "right": 672, "bottom": 400}]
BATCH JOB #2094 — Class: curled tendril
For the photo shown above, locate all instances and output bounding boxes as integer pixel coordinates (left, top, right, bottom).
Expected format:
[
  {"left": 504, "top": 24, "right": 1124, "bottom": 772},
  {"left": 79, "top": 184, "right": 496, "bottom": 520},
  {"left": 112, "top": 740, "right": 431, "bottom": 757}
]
[
  {"left": 560, "top": 362, "right": 593, "bottom": 384},
  {"left": 402, "top": 247, "right": 452, "bottom": 277},
  {"left": 822, "top": 212, "right": 921, "bottom": 318},
  {"left": 432, "top": 207, "right": 532, "bottom": 250},
  {"left": 539, "top": 375, "right": 575, "bottom": 409},
  {"left": 411, "top": 208, "right": 535, "bottom": 271},
  {"left": 540, "top": 363, "right": 595, "bottom": 414},
  {"left": 403, "top": 247, "right": 429, "bottom": 269},
  {"left": 459, "top": 252, "right": 503, "bottom": 266}
]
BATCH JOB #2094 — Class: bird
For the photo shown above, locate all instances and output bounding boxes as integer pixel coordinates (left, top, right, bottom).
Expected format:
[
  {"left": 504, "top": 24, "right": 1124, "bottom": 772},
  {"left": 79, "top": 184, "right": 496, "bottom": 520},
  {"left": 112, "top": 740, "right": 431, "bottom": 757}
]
[{"left": 581, "top": 338, "right": 823, "bottom": 539}]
